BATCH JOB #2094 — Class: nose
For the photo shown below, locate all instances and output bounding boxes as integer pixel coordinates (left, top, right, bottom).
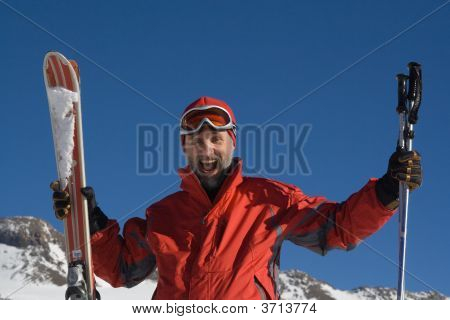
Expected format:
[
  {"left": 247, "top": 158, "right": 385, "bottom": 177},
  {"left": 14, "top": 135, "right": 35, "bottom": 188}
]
[{"left": 197, "top": 140, "right": 215, "bottom": 157}]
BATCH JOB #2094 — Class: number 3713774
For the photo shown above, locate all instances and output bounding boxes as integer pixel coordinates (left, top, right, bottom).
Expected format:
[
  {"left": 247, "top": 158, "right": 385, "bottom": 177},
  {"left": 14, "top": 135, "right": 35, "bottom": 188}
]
[{"left": 261, "top": 302, "right": 317, "bottom": 314}]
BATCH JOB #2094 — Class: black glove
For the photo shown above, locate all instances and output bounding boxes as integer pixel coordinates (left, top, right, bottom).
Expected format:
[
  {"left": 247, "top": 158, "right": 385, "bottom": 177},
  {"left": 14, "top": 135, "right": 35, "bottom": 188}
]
[
  {"left": 375, "top": 149, "right": 422, "bottom": 209},
  {"left": 50, "top": 181, "right": 108, "bottom": 235},
  {"left": 80, "top": 186, "right": 109, "bottom": 235},
  {"left": 50, "top": 180, "right": 71, "bottom": 220}
]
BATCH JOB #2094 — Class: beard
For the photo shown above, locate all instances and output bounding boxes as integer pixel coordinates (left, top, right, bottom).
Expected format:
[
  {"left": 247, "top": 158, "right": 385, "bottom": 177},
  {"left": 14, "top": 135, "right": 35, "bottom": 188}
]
[{"left": 189, "top": 153, "right": 234, "bottom": 194}]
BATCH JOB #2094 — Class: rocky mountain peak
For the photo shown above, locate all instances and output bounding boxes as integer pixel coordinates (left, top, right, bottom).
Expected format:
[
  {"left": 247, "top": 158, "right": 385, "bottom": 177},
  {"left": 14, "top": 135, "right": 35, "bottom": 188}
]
[{"left": 0, "top": 216, "right": 64, "bottom": 249}]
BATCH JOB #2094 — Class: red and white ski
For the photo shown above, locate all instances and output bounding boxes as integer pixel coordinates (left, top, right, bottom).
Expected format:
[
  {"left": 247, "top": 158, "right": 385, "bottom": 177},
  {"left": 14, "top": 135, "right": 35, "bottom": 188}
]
[{"left": 43, "top": 52, "right": 98, "bottom": 300}]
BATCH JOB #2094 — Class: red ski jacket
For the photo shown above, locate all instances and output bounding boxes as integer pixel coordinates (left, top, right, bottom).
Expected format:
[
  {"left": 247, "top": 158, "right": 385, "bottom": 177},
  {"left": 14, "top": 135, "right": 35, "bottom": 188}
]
[{"left": 91, "top": 158, "right": 396, "bottom": 299}]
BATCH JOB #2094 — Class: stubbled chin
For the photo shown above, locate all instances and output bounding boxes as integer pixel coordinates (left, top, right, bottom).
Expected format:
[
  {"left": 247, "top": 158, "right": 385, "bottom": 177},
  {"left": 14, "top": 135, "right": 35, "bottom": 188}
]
[{"left": 197, "top": 169, "right": 224, "bottom": 190}]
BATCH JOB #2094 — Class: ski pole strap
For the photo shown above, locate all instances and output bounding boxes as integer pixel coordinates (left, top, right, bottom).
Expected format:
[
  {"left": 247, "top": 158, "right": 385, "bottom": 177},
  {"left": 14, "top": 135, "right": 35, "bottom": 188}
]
[
  {"left": 396, "top": 74, "right": 408, "bottom": 114},
  {"left": 407, "top": 62, "right": 422, "bottom": 124}
]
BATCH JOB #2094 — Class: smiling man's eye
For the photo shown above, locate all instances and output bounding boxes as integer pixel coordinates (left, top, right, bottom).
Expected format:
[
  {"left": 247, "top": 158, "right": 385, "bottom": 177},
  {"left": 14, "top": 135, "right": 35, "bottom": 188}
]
[
  {"left": 187, "top": 137, "right": 201, "bottom": 145},
  {"left": 211, "top": 135, "right": 223, "bottom": 143}
]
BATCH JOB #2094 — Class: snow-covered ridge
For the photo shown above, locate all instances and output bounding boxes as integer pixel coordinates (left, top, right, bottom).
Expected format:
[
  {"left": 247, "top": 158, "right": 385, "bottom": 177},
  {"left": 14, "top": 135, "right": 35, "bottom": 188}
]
[
  {"left": 0, "top": 216, "right": 64, "bottom": 248},
  {"left": 0, "top": 216, "right": 447, "bottom": 300},
  {"left": 0, "top": 216, "right": 66, "bottom": 289},
  {"left": 279, "top": 270, "right": 447, "bottom": 300}
]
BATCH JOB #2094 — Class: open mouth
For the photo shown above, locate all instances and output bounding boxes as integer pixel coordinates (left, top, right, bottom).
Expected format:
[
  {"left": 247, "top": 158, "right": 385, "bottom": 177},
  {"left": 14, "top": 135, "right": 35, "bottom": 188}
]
[{"left": 198, "top": 159, "right": 219, "bottom": 174}]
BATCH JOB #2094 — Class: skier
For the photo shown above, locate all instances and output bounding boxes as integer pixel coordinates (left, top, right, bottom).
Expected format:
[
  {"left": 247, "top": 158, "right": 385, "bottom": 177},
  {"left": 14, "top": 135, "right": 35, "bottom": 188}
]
[{"left": 52, "top": 96, "right": 422, "bottom": 300}]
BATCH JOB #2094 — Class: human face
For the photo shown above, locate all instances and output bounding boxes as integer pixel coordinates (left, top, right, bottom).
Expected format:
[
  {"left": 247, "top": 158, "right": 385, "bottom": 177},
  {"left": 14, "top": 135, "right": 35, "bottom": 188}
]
[{"left": 183, "top": 126, "right": 235, "bottom": 185}]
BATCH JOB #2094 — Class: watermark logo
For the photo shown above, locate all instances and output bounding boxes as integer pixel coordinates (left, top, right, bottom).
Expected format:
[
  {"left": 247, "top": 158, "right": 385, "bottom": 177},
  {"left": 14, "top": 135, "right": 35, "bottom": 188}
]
[{"left": 137, "top": 123, "right": 312, "bottom": 176}]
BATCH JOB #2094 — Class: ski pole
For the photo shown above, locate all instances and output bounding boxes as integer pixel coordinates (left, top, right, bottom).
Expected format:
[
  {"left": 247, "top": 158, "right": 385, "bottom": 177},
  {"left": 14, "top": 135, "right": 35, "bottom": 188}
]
[{"left": 396, "top": 62, "right": 422, "bottom": 300}]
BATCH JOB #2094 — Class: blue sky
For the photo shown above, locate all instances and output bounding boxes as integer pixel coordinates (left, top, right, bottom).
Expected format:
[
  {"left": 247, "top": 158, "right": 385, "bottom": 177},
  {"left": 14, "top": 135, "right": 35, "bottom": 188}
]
[{"left": 1, "top": 0, "right": 449, "bottom": 296}]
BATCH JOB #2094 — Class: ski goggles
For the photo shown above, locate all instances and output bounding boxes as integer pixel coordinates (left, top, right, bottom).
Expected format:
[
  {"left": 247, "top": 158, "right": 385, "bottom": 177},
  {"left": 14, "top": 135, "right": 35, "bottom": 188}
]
[{"left": 180, "top": 105, "right": 236, "bottom": 135}]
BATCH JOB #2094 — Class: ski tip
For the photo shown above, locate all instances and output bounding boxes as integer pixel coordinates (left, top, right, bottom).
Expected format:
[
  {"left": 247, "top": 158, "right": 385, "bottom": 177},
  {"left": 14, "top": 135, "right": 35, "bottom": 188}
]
[
  {"left": 44, "top": 51, "right": 61, "bottom": 60},
  {"left": 43, "top": 52, "right": 81, "bottom": 90},
  {"left": 69, "top": 60, "right": 80, "bottom": 81},
  {"left": 44, "top": 51, "right": 70, "bottom": 64}
]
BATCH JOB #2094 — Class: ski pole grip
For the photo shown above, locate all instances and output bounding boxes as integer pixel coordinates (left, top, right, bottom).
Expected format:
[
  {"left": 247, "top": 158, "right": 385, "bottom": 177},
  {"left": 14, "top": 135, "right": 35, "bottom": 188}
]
[
  {"left": 407, "top": 62, "right": 422, "bottom": 124},
  {"left": 396, "top": 74, "right": 408, "bottom": 114},
  {"left": 407, "top": 62, "right": 421, "bottom": 100}
]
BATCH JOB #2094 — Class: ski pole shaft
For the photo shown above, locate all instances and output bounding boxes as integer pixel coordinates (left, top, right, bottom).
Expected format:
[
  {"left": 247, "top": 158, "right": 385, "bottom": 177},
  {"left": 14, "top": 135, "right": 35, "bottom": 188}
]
[
  {"left": 396, "top": 73, "right": 409, "bottom": 300},
  {"left": 397, "top": 151, "right": 412, "bottom": 299},
  {"left": 395, "top": 62, "right": 422, "bottom": 300}
]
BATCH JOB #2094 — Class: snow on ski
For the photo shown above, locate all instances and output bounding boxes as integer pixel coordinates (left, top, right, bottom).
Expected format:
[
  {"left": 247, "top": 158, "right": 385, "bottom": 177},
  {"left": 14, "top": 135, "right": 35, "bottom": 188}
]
[{"left": 47, "top": 87, "right": 78, "bottom": 191}]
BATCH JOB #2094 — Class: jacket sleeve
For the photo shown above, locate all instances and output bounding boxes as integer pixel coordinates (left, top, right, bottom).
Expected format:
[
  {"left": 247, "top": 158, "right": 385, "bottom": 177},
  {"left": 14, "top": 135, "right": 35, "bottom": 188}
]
[
  {"left": 283, "top": 178, "right": 396, "bottom": 255},
  {"left": 90, "top": 217, "right": 157, "bottom": 288}
]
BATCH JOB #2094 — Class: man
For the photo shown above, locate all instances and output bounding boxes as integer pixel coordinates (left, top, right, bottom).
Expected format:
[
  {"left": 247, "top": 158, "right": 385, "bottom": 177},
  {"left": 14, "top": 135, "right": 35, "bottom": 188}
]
[{"left": 52, "top": 96, "right": 422, "bottom": 300}]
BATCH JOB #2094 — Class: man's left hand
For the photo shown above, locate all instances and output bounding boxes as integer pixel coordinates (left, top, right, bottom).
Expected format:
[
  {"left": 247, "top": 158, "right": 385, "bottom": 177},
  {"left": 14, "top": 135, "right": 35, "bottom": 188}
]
[
  {"left": 387, "top": 150, "right": 422, "bottom": 190},
  {"left": 375, "top": 149, "right": 423, "bottom": 209}
]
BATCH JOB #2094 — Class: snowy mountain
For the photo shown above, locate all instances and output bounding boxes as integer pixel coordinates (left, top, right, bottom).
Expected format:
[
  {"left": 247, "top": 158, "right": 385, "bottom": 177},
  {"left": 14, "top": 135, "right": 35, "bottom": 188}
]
[
  {"left": 0, "top": 216, "right": 66, "bottom": 285},
  {"left": 279, "top": 270, "right": 446, "bottom": 300},
  {"left": 0, "top": 216, "right": 447, "bottom": 300}
]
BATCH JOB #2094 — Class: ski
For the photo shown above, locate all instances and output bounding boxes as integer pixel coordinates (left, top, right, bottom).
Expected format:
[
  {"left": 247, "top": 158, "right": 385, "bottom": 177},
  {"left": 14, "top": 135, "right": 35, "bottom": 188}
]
[{"left": 43, "top": 51, "right": 98, "bottom": 300}]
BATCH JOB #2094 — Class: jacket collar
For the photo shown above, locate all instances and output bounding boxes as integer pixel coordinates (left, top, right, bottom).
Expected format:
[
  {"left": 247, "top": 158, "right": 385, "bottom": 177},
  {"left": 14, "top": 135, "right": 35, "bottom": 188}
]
[{"left": 178, "top": 157, "right": 243, "bottom": 206}]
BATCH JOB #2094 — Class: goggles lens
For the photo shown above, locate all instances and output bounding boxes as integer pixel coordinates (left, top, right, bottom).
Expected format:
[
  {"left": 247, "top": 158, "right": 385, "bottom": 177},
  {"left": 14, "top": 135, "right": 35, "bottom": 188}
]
[{"left": 181, "top": 106, "right": 233, "bottom": 132}]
